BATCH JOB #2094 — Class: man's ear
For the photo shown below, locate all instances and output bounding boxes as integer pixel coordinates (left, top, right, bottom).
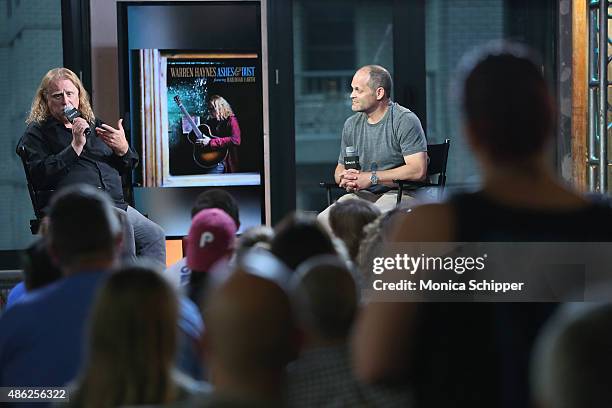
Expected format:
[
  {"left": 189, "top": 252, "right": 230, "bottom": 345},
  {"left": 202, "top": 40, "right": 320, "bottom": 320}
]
[{"left": 376, "top": 87, "right": 386, "bottom": 101}]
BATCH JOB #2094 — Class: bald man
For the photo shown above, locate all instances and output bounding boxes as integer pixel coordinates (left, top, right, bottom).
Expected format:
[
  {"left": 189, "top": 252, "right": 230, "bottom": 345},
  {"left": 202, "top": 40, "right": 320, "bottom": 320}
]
[
  {"left": 287, "top": 255, "right": 413, "bottom": 407},
  {"left": 318, "top": 65, "right": 427, "bottom": 229},
  {"left": 198, "top": 270, "right": 297, "bottom": 407}
]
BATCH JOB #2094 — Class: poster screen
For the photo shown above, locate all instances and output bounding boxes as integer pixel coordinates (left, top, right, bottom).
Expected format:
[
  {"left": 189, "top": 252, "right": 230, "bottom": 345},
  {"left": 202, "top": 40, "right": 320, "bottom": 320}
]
[{"left": 134, "top": 50, "right": 263, "bottom": 187}]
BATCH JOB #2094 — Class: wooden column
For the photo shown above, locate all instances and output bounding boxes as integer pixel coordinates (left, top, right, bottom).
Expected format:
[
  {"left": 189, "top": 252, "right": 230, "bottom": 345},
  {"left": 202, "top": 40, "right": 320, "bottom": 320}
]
[{"left": 571, "top": 0, "right": 588, "bottom": 191}]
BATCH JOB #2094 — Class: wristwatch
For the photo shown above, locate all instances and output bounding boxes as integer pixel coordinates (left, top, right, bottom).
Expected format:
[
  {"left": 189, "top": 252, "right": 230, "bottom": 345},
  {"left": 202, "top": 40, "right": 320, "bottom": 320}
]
[{"left": 370, "top": 170, "right": 378, "bottom": 185}]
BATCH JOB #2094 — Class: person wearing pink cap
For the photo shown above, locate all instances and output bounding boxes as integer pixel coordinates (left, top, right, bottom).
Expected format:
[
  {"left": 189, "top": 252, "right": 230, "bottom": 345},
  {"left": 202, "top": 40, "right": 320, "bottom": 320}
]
[
  {"left": 186, "top": 208, "right": 238, "bottom": 305},
  {"left": 165, "top": 189, "right": 241, "bottom": 290}
]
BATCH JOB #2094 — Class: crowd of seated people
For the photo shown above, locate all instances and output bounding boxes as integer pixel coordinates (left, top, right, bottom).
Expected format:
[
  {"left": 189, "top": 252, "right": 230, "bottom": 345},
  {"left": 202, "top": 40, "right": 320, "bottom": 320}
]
[{"left": 2, "top": 42, "right": 612, "bottom": 408}]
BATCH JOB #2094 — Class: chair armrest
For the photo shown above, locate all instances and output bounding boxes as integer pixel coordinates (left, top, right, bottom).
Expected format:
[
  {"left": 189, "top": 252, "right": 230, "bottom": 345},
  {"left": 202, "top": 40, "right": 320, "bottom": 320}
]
[
  {"left": 319, "top": 182, "right": 343, "bottom": 207},
  {"left": 392, "top": 179, "right": 438, "bottom": 205},
  {"left": 393, "top": 179, "right": 435, "bottom": 189}
]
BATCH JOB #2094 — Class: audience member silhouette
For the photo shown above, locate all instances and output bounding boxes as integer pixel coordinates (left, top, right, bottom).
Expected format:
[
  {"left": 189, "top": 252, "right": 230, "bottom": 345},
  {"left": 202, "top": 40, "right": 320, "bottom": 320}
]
[
  {"left": 172, "top": 208, "right": 236, "bottom": 381},
  {"left": 287, "top": 255, "right": 412, "bottom": 407},
  {"left": 235, "top": 225, "right": 275, "bottom": 259},
  {"left": 356, "top": 208, "right": 405, "bottom": 290},
  {"left": 186, "top": 208, "right": 237, "bottom": 305},
  {"left": 197, "top": 270, "right": 298, "bottom": 407},
  {"left": 238, "top": 241, "right": 293, "bottom": 292},
  {"left": 5, "top": 238, "right": 62, "bottom": 309},
  {"left": 0, "top": 184, "right": 121, "bottom": 392},
  {"left": 166, "top": 188, "right": 240, "bottom": 289},
  {"left": 329, "top": 199, "right": 381, "bottom": 262},
  {"left": 353, "top": 42, "right": 612, "bottom": 408},
  {"left": 270, "top": 212, "right": 338, "bottom": 271},
  {"left": 68, "top": 264, "right": 209, "bottom": 407},
  {"left": 531, "top": 303, "right": 612, "bottom": 408},
  {"left": 191, "top": 189, "right": 241, "bottom": 228}
]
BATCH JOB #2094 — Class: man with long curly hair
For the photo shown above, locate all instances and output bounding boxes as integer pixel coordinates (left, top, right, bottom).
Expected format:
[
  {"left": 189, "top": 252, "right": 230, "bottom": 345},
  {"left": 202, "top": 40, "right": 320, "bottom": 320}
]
[{"left": 17, "top": 68, "right": 166, "bottom": 265}]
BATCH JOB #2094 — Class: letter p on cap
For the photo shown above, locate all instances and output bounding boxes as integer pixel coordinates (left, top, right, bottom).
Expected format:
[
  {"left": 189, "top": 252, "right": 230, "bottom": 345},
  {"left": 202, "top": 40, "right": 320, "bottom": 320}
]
[{"left": 199, "top": 231, "right": 215, "bottom": 248}]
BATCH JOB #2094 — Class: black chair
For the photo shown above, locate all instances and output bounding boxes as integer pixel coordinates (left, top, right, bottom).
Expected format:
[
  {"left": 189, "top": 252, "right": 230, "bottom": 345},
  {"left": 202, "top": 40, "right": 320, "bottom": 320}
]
[
  {"left": 394, "top": 138, "right": 450, "bottom": 204},
  {"left": 320, "top": 139, "right": 450, "bottom": 206},
  {"left": 16, "top": 145, "right": 53, "bottom": 234}
]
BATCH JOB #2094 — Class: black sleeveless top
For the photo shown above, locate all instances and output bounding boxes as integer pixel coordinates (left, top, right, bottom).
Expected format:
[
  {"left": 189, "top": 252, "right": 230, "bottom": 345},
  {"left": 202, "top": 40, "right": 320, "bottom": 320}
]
[
  {"left": 451, "top": 191, "right": 612, "bottom": 241},
  {"left": 411, "top": 191, "right": 612, "bottom": 408}
]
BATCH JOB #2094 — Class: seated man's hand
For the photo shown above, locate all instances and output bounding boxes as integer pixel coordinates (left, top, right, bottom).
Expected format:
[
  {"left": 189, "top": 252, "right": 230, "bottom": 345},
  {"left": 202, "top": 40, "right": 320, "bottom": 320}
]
[
  {"left": 70, "top": 117, "right": 89, "bottom": 154},
  {"left": 96, "top": 119, "right": 129, "bottom": 156},
  {"left": 339, "top": 168, "right": 359, "bottom": 189},
  {"left": 344, "top": 171, "right": 372, "bottom": 192},
  {"left": 340, "top": 169, "right": 374, "bottom": 192}
]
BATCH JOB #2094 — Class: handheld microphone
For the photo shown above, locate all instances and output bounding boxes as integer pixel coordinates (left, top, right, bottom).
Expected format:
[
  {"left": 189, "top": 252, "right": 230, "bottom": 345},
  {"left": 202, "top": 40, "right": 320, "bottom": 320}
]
[
  {"left": 344, "top": 146, "right": 361, "bottom": 170},
  {"left": 63, "top": 104, "right": 91, "bottom": 136}
]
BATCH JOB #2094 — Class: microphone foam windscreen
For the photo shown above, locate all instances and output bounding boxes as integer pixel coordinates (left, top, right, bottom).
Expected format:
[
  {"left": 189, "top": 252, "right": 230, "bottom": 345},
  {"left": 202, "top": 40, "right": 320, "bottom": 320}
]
[{"left": 63, "top": 105, "right": 81, "bottom": 123}]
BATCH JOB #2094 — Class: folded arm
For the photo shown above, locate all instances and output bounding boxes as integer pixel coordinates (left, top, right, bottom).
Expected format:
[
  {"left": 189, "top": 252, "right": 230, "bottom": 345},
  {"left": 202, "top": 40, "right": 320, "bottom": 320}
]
[{"left": 340, "top": 151, "right": 428, "bottom": 191}]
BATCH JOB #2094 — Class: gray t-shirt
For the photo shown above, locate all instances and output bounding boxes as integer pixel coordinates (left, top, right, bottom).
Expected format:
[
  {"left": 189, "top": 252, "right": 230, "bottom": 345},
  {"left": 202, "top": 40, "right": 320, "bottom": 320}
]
[{"left": 337, "top": 102, "right": 427, "bottom": 172}]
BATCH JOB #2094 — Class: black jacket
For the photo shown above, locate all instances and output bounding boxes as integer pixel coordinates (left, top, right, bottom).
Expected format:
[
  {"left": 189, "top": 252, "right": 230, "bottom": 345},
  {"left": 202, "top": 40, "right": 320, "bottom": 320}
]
[{"left": 17, "top": 117, "right": 138, "bottom": 212}]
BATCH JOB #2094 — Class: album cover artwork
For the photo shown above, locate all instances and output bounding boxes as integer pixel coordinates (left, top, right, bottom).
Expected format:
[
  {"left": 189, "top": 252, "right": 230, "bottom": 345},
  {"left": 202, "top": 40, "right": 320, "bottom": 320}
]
[{"left": 136, "top": 50, "right": 262, "bottom": 187}]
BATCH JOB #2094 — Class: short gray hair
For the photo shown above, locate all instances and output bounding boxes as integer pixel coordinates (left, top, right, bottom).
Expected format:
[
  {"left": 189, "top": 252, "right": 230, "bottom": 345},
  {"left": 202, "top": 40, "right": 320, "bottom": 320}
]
[{"left": 363, "top": 65, "right": 392, "bottom": 99}]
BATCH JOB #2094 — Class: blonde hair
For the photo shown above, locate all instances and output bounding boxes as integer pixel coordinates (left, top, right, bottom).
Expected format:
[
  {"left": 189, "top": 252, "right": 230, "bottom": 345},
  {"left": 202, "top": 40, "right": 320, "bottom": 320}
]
[
  {"left": 72, "top": 265, "right": 179, "bottom": 408},
  {"left": 26, "top": 68, "right": 95, "bottom": 125},
  {"left": 209, "top": 94, "right": 234, "bottom": 121}
]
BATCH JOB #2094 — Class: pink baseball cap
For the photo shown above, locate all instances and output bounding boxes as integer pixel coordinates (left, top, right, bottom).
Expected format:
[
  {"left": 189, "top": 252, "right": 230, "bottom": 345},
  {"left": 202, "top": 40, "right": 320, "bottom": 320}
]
[{"left": 187, "top": 208, "right": 237, "bottom": 272}]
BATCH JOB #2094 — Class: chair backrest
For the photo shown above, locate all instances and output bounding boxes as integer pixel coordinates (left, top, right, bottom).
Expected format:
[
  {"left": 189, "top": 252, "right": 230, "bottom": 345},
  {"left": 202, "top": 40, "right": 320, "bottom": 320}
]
[
  {"left": 16, "top": 145, "right": 55, "bottom": 234},
  {"left": 17, "top": 146, "right": 42, "bottom": 218},
  {"left": 425, "top": 139, "right": 450, "bottom": 188}
]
